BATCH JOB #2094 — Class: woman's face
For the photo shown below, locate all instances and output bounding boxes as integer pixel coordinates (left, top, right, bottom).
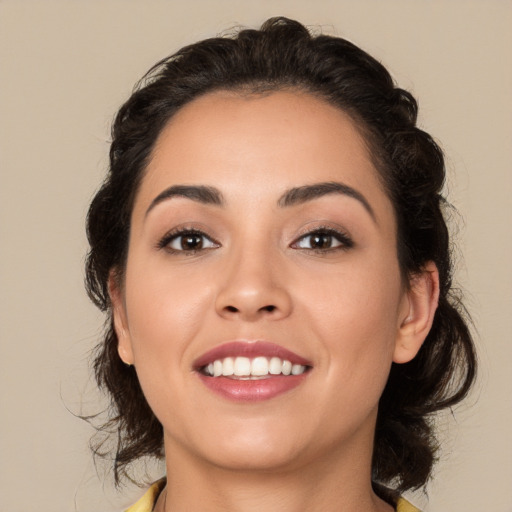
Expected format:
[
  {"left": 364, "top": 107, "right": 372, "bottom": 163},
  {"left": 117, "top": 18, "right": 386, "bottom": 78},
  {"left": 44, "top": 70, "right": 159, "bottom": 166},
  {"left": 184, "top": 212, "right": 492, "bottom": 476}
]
[{"left": 112, "top": 90, "right": 422, "bottom": 473}]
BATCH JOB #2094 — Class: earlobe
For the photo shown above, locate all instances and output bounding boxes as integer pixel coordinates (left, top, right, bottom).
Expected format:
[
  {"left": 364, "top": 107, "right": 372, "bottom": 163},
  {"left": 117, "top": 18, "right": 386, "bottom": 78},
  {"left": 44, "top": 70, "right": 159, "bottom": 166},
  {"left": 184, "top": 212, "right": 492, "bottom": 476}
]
[
  {"left": 393, "top": 262, "right": 440, "bottom": 364},
  {"left": 108, "top": 271, "right": 134, "bottom": 366}
]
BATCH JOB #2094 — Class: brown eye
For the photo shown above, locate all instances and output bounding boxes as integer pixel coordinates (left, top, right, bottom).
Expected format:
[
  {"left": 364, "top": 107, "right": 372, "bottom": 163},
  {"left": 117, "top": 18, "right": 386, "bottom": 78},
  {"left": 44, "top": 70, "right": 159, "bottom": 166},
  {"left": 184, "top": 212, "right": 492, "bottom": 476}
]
[
  {"left": 293, "top": 229, "right": 353, "bottom": 251},
  {"left": 180, "top": 234, "right": 204, "bottom": 250},
  {"left": 161, "top": 230, "right": 219, "bottom": 253},
  {"left": 309, "top": 233, "right": 334, "bottom": 249}
]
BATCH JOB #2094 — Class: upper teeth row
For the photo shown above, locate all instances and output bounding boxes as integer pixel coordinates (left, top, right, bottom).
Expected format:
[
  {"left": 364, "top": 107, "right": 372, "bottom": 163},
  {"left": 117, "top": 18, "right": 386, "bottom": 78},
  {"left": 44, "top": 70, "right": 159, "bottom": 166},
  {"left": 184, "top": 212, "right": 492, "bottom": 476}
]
[{"left": 204, "top": 357, "right": 307, "bottom": 377}]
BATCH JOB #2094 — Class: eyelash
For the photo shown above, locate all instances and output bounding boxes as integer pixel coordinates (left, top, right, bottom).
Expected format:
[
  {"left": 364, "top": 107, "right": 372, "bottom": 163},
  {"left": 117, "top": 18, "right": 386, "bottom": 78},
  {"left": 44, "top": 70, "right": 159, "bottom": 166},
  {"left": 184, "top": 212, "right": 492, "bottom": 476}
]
[
  {"left": 291, "top": 227, "right": 354, "bottom": 253},
  {"left": 157, "top": 227, "right": 219, "bottom": 254},
  {"left": 157, "top": 226, "right": 354, "bottom": 254}
]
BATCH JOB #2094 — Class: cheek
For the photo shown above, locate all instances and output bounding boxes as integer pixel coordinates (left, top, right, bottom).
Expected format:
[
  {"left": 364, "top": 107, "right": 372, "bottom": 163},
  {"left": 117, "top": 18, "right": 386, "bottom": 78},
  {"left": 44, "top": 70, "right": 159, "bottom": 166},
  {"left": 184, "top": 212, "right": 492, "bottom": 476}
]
[
  {"left": 123, "top": 257, "right": 213, "bottom": 367},
  {"left": 294, "top": 259, "right": 402, "bottom": 376},
  {"left": 121, "top": 261, "right": 215, "bottom": 429}
]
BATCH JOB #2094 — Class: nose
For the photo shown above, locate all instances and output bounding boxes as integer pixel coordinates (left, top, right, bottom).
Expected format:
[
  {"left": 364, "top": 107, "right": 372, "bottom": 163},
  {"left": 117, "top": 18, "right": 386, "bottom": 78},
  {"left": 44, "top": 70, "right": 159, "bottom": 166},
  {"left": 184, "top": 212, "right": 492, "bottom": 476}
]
[{"left": 214, "top": 247, "right": 293, "bottom": 322}]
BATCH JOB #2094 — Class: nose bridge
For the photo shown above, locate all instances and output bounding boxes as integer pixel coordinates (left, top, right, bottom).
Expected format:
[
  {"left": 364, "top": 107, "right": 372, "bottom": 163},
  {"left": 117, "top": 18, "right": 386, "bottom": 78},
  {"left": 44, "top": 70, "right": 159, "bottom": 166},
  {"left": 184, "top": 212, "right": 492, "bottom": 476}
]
[{"left": 215, "top": 237, "right": 291, "bottom": 321}]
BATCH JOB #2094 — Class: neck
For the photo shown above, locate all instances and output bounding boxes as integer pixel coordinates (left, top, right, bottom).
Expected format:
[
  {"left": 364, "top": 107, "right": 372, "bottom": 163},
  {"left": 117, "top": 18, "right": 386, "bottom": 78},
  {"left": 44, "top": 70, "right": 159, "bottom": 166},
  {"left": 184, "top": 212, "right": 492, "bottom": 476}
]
[{"left": 155, "top": 433, "right": 394, "bottom": 512}]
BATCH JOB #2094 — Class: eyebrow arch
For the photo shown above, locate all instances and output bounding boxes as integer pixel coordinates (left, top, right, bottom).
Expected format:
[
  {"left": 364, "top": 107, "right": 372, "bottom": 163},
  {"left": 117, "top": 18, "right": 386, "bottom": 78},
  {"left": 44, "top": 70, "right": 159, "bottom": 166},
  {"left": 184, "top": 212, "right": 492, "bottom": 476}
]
[
  {"left": 145, "top": 181, "right": 375, "bottom": 221},
  {"left": 277, "top": 181, "right": 376, "bottom": 222},
  {"left": 145, "top": 185, "right": 224, "bottom": 216}
]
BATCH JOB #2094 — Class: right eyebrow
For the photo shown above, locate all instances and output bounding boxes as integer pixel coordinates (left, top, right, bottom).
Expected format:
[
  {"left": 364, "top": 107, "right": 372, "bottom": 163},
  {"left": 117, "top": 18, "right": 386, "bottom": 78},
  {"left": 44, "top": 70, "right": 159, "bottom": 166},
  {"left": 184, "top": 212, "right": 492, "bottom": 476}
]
[
  {"left": 145, "top": 185, "right": 224, "bottom": 217},
  {"left": 278, "top": 181, "right": 376, "bottom": 222}
]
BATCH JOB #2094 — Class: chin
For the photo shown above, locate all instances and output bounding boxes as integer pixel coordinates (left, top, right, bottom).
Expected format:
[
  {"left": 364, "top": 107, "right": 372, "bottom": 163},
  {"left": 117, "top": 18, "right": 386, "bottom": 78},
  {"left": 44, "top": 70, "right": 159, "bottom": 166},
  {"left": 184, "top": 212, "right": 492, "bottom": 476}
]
[
  {"left": 203, "top": 440, "right": 308, "bottom": 473},
  {"left": 166, "top": 415, "right": 313, "bottom": 473}
]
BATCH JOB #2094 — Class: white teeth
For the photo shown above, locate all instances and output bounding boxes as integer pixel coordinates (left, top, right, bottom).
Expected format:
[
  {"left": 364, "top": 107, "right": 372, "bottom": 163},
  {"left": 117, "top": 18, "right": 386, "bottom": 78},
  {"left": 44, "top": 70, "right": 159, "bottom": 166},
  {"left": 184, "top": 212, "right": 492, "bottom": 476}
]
[
  {"left": 251, "top": 357, "right": 269, "bottom": 376},
  {"left": 234, "top": 357, "right": 251, "bottom": 376},
  {"left": 291, "top": 364, "right": 304, "bottom": 375},
  {"left": 222, "top": 357, "right": 234, "bottom": 376},
  {"left": 269, "top": 357, "right": 282, "bottom": 375},
  {"left": 203, "top": 356, "right": 307, "bottom": 377},
  {"left": 213, "top": 360, "right": 223, "bottom": 377}
]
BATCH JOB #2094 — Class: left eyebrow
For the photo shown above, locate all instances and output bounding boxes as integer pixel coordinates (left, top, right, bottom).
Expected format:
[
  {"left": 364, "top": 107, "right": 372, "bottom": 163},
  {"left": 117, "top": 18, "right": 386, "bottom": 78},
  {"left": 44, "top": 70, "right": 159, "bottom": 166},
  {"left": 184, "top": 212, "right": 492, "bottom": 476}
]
[
  {"left": 277, "top": 181, "right": 376, "bottom": 222},
  {"left": 145, "top": 185, "right": 224, "bottom": 217}
]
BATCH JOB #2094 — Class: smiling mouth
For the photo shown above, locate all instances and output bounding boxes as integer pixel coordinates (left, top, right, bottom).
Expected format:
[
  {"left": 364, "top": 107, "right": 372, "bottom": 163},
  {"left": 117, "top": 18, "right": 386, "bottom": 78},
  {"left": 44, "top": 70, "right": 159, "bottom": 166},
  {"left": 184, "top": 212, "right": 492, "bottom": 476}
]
[
  {"left": 201, "top": 356, "right": 309, "bottom": 378},
  {"left": 194, "top": 341, "right": 312, "bottom": 401}
]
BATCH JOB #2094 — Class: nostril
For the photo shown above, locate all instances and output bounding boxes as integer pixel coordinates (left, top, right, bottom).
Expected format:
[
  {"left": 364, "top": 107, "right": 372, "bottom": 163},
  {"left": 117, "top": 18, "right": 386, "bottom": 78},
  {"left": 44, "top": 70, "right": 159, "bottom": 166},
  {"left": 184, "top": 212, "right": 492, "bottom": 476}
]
[{"left": 224, "top": 304, "right": 276, "bottom": 314}]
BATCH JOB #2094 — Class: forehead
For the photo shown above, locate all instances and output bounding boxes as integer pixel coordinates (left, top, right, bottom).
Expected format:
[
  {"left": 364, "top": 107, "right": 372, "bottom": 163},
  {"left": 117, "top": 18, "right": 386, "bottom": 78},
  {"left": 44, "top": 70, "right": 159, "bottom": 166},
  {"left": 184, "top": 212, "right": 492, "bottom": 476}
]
[
  {"left": 151, "top": 90, "right": 372, "bottom": 174},
  {"left": 133, "top": 90, "right": 392, "bottom": 225}
]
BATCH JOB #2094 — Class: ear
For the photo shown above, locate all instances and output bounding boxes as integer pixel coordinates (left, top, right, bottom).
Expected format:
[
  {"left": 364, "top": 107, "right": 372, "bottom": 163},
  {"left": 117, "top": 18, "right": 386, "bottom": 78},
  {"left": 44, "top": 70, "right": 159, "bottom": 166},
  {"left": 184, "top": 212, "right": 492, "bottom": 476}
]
[
  {"left": 108, "top": 271, "right": 134, "bottom": 366},
  {"left": 393, "top": 261, "right": 440, "bottom": 364}
]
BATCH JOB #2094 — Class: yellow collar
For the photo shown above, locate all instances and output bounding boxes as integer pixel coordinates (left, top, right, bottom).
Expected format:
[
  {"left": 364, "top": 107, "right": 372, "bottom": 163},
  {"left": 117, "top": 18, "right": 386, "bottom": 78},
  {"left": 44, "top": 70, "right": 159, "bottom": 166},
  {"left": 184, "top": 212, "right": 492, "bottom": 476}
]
[{"left": 125, "top": 480, "right": 421, "bottom": 512}]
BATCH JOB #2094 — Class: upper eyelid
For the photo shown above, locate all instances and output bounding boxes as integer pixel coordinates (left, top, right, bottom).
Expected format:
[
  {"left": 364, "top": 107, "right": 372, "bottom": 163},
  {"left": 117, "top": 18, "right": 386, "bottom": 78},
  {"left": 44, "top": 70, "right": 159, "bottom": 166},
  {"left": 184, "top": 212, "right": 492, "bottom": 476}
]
[
  {"left": 292, "top": 224, "right": 353, "bottom": 241},
  {"left": 290, "top": 226, "right": 354, "bottom": 249},
  {"left": 157, "top": 226, "right": 219, "bottom": 249}
]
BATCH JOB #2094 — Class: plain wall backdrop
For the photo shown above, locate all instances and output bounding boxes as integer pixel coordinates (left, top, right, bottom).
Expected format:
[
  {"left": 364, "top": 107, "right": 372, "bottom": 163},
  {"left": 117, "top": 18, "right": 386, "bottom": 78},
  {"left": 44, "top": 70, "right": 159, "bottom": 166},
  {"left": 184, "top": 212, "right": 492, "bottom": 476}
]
[{"left": 1, "top": 1, "right": 511, "bottom": 511}]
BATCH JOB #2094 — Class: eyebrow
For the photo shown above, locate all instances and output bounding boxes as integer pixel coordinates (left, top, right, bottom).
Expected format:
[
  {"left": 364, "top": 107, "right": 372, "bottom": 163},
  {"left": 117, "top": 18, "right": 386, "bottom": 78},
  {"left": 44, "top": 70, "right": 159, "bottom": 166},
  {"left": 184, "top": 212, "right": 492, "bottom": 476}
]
[
  {"left": 145, "top": 181, "right": 375, "bottom": 221},
  {"left": 145, "top": 185, "right": 224, "bottom": 216},
  {"left": 278, "top": 181, "right": 376, "bottom": 221}
]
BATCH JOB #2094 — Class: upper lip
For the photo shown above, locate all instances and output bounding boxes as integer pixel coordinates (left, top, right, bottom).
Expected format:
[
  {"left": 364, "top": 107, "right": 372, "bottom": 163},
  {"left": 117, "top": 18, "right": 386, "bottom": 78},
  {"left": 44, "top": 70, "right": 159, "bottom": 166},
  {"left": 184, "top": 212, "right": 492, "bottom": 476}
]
[{"left": 193, "top": 341, "right": 312, "bottom": 369}]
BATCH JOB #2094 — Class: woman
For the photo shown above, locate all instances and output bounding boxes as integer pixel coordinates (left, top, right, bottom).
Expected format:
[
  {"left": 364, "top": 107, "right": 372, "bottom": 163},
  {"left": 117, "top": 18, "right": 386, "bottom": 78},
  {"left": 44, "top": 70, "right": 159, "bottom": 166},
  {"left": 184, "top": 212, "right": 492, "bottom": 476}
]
[{"left": 85, "top": 17, "right": 476, "bottom": 512}]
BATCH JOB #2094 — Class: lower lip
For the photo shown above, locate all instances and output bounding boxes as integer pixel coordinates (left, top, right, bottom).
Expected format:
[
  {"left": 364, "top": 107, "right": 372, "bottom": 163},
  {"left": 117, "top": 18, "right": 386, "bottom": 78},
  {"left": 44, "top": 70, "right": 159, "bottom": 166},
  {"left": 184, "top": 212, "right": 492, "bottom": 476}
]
[{"left": 197, "top": 373, "right": 308, "bottom": 402}]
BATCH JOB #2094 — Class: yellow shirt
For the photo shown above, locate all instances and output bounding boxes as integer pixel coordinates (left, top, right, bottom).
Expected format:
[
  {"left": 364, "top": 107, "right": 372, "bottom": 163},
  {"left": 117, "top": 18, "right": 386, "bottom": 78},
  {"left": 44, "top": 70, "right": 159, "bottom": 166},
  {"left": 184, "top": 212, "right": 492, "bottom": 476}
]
[
  {"left": 125, "top": 480, "right": 421, "bottom": 512},
  {"left": 126, "top": 479, "right": 166, "bottom": 512}
]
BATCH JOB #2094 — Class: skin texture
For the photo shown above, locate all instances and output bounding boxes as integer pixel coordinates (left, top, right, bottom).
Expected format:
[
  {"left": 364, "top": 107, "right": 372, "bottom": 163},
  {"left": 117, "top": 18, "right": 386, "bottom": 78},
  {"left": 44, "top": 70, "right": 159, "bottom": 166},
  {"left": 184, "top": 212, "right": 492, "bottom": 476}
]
[{"left": 110, "top": 91, "right": 439, "bottom": 512}]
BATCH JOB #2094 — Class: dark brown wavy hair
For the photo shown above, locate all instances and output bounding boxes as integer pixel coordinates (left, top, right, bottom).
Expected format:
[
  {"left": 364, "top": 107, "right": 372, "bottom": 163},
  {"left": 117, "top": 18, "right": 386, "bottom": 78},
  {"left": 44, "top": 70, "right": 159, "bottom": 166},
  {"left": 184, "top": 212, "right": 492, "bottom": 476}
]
[{"left": 85, "top": 17, "right": 476, "bottom": 493}]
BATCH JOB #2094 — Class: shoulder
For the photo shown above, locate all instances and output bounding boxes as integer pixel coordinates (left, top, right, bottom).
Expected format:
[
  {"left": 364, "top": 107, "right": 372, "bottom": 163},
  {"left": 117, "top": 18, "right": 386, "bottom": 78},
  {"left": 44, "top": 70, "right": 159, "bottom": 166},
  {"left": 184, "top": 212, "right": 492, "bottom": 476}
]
[{"left": 124, "top": 479, "right": 166, "bottom": 512}]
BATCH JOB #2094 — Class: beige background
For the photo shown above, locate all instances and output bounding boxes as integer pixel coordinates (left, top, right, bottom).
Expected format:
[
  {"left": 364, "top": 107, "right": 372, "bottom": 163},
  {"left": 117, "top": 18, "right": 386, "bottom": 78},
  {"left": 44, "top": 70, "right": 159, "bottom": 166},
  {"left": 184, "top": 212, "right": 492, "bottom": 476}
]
[{"left": 1, "top": 1, "right": 511, "bottom": 511}]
